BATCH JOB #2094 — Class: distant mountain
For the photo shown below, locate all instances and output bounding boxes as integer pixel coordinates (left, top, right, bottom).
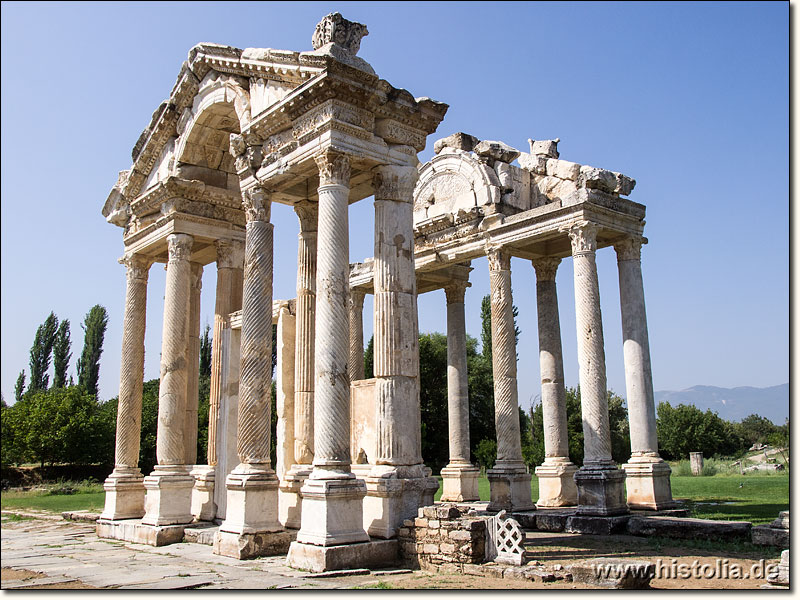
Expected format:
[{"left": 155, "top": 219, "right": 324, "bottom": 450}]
[{"left": 654, "top": 383, "right": 789, "bottom": 425}]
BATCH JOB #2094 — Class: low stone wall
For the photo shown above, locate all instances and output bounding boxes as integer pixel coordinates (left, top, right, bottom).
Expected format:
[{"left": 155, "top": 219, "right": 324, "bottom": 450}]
[{"left": 398, "top": 504, "right": 487, "bottom": 569}]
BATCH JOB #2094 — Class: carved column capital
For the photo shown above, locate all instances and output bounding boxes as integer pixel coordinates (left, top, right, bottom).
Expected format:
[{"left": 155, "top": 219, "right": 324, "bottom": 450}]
[
  {"left": 566, "top": 221, "right": 599, "bottom": 255},
  {"left": 315, "top": 150, "right": 351, "bottom": 187},
  {"left": 215, "top": 239, "right": 244, "bottom": 270},
  {"left": 614, "top": 236, "right": 643, "bottom": 262},
  {"left": 190, "top": 262, "right": 204, "bottom": 292},
  {"left": 372, "top": 165, "right": 419, "bottom": 202},
  {"left": 166, "top": 233, "right": 193, "bottom": 263},
  {"left": 350, "top": 288, "right": 366, "bottom": 311},
  {"left": 119, "top": 254, "right": 153, "bottom": 282},
  {"left": 532, "top": 257, "right": 562, "bottom": 282},
  {"left": 242, "top": 186, "right": 272, "bottom": 223},
  {"left": 486, "top": 246, "right": 511, "bottom": 271},
  {"left": 444, "top": 280, "right": 469, "bottom": 305},
  {"left": 295, "top": 200, "right": 319, "bottom": 232}
]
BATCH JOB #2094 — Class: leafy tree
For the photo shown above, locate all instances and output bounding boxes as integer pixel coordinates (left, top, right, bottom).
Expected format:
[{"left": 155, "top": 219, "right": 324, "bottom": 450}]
[
  {"left": 656, "top": 402, "right": 743, "bottom": 460},
  {"left": 14, "top": 370, "right": 26, "bottom": 403},
  {"left": 474, "top": 438, "right": 497, "bottom": 470},
  {"left": 363, "top": 335, "right": 374, "bottom": 379},
  {"left": 1, "top": 397, "right": 25, "bottom": 467},
  {"left": 199, "top": 324, "right": 212, "bottom": 379},
  {"left": 467, "top": 336, "right": 495, "bottom": 461},
  {"left": 197, "top": 373, "right": 211, "bottom": 462},
  {"left": 52, "top": 319, "right": 72, "bottom": 388},
  {"left": 418, "top": 333, "right": 450, "bottom": 472},
  {"left": 76, "top": 305, "right": 108, "bottom": 398},
  {"left": 28, "top": 312, "right": 58, "bottom": 393},
  {"left": 735, "top": 414, "right": 779, "bottom": 447}
]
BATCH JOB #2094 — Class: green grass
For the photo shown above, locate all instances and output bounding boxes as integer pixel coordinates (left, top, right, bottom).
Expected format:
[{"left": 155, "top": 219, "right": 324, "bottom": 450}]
[{"left": 1, "top": 480, "right": 105, "bottom": 513}]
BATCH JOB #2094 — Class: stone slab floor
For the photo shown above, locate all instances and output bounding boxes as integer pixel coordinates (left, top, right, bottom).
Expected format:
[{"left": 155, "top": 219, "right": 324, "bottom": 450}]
[{"left": 1, "top": 516, "right": 782, "bottom": 590}]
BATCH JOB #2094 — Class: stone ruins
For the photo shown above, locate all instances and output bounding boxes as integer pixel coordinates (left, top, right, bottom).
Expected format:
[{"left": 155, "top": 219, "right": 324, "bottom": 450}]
[{"left": 98, "top": 13, "right": 675, "bottom": 571}]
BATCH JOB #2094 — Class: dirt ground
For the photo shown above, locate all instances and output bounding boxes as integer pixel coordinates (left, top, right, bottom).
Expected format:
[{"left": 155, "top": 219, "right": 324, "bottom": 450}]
[{"left": 1, "top": 568, "right": 96, "bottom": 589}]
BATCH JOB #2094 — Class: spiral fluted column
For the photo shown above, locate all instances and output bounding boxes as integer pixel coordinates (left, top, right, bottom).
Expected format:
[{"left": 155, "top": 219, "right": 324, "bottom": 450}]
[
  {"left": 100, "top": 254, "right": 152, "bottom": 520},
  {"left": 440, "top": 279, "right": 480, "bottom": 502},
  {"left": 349, "top": 290, "right": 366, "bottom": 382},
  {"left": 567, "top": 221, "right": 627, "bottom": 516},
  {"left": 486, "top": 247, "right": 533, "bottom": 512},
  {"left": 616, "top": 236, "right": 674, "bottom": 509},
  {"left": 531, "top": 257, "right": 577, "bottom": 507}
]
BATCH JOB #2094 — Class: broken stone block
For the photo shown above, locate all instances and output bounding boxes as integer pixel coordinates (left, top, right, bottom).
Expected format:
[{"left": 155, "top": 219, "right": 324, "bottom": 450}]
[
  {"left": 626, "top": 516, "right": 751, "bottom": 542},
  {"left": 433, "top": 132, "right": 479, "bottom": 154},
  {"left": 565, "top": 515, "right": 629, "bottom": 535},
  {"left": 752, "top": 510, "right": 789, "bottom": 547},
  {"left": 517, "top": 152, "right": 547, "bottom": 174},
  {"left": 580, "top": 166, "right": 618, "bottom": 193},
  {"left": 615, "top": 172, "right": 636, "bottom": 196},
  {"left": 545, "top": 158, "right": 580, "bottom": 181},
  {"left": 528, "top": 138, "right": 560, "bottom": 158},
  {"left": 569, "top": 559, "right": 654, "bottom": 589},
  {"left": 766, "top": 549, "right": 789, "bottom": 586},
  {"left": 474, "top": 140, "right": 520, "bottom": 164}
]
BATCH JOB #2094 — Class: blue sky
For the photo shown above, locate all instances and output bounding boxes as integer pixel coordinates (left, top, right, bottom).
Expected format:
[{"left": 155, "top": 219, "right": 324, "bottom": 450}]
[{"left": 0, "top": 1, "right": 788, "bottom": 411}]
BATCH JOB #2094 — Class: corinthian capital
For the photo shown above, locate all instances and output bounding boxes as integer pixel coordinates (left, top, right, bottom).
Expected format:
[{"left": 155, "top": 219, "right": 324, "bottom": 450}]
[
  {"left": 566, "top": 221, "right": 599, "bottom": 255},
  {"left": 486, "top": 246, "right": 511, "bottom": 271},
  {"left": 531, "top": 257, "right": 561, "bottom": 282},
  {"left": 166, "top": 233, "right": 193, "bottom": 263},
  {"left": 614, "top": 236, "right": 643, "bottom": 262},
  {"left": 444, "top": 280, "right": 469, "bottom": 305},
  {"left": 350, "top": 289, "right": 366, "bottom": 311},
  {"left": 242, "top": 187, "right": 271, "bottom": 223},
  {"left": 119, "top": 254, "right": 153, "bottom": 282},
  {"left": 190, "top": 262, "right": 204, "bottom": 292},
  {"left": 294, "top": 200, "right": 319, "bottom": 232},
  {"left": 215, "top": 239, "right": 245, "bottom": 270},
  {"left": 315, "top": 151, "right": 351, "bottom": 187},
  {"left": 372, "top": 165, "right": 419, "bottom": 203}
]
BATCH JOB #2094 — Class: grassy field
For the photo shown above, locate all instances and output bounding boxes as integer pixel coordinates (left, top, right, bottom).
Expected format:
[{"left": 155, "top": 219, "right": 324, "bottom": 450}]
[{"left": 1, "top": 481, "right": 105, "bottom": 513}]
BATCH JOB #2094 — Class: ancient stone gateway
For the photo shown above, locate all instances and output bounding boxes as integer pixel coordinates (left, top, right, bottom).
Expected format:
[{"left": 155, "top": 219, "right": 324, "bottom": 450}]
[{"left": 98, "top": 13, "right": 674, "bottom": 571}]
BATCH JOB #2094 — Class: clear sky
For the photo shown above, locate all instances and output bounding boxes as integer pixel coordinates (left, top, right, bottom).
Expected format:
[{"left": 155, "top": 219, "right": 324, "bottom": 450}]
[{"left": 0, "top": 1, "right": 788, "bottom": 412}]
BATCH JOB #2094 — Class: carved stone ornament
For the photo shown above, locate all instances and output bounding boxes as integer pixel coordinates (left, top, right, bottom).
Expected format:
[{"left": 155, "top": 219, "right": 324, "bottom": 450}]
[
  {"left": 487, "top": 247, "right": 511, "bottom": 271},
  {"left": 242, "top": 187, "right": 271, "bottom": 223},
  {"left": 294, "top": 200, "right": 319, "bottom": 232},
  {"left": 614, "top": 236, "right": 643, "bottom": 262},
  {"left": 315, "top": 151, "right": 351, "bottom": 187},
  {"left": 372, "top": 165, "right": 419, "bottom": 202},
  {"left": 312, "top": 12, "right": 368, "bottom": 55},
  {"left": 215, "top": 239, "right": 243, "bottom": 269},
  {"left": 444, "top": 280, "right": 469, "bottom": 304},
  {"left": 119, "top": 254, "right": 153, "bottom": 281},
  {"left": 531, "top": 257, "right": 561, "bottom": 282},
  {"left": 229, "top": 133, "right": 246, "bottom": 157},
  {"left": 350, "top": 289, "right": 366, "bottom": 310},
  {"left": 566, "top": 221, "right": 599, "bottom": 255},
  {"left": 166, "top": 233, "right": 194, "bottom": 263},
  {"left": 191, "top": 263, "right": 204, "bottom": 292}
]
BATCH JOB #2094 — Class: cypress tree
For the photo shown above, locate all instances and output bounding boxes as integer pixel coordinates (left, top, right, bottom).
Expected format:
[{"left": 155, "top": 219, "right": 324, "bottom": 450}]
[
  {"left": 14, "top": 370, "right": 26, "bottom": 402},
  {"left": 28, "top": 312, "right": 58, "bottom": 392},
  {"left": 76, "top": 305, "right": 108, "bottom": 398},
  {"left": 199, "top": 324, "right": 212, "bottom": 378},
  {"left": 53, "top": 319, "right": 72, "bottom": 388}
]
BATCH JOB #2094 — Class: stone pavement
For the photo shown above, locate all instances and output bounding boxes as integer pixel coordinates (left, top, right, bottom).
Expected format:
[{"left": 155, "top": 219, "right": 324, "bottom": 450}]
[{"left": 0, "top": 517, "right": 407, "bottom": 590}]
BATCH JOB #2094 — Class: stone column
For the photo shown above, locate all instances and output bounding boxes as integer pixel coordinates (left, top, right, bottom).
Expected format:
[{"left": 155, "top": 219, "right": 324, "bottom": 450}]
[
  {"left": 567, "top": 221, "right": 627, "bottom": 516},
  {"left": 276, "top": 303, "right": 298, "bottom": 528},
  {"left": 142, "top": 233, "right": 195, "bottom": 526},
  {"left": 440, "top": 280, "right": 480, "bottom": 502},
  {"left": 616, "top": 237, "right": 675, "bottom": 509},
  {"left": 291, "top": 151, "right": 369, "bottom": 551},
  {"left": 100, "top": 254, "right": 152, "bottom": 521},
  {"left": 486, "top": 248, "right": 533, "bottom": 512},
  {"left": 349, "top": 289, "right": 366, "bottom": 382},
  {"left": 215, "top": 187, "right": 288, "bottom": 560},
  {"left": 184, "top": 262, "right": 203, "bottom": 466},
  {"left": 282, "top": 201, "right": 318, "bottom": 529},
  {"left": 531, "top": 258, "right": 577, "bottom": 507}
]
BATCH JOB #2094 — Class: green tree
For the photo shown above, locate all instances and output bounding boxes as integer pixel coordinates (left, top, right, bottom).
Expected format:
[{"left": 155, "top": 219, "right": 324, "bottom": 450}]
[
  {"left": 479, "top": 294, "right": 521, "bottom": 361},
  {"left": 1, "top": 398, "right": 25, "bottom": 467},
  {"left": 474, "top": 438, "right": 497, "bottom": 470},
  {"left": 52, "top": 319, "right": 72, "bottom": 389},
  {"left": 199, "top": 324, "right": 212, "bottom": 379},
  {"left": 656, "top": 402, "right": 743, "bottom": 460},
  {"left": 76, "top": 305, "right": 108, "bottom": 398},
  {"left": 418, "top": 333, "right": 450, "bottom": 472},
  {"left": 14, "top": 370, "right": 26, "bottom": 403},
  {"left": 364, "top": 335, "right": 374, "bottom": 379},
  {"left": 466, "top": 335, "right": 495, "bottom": 463},
  {"left": 28, "top": 312, "right": 58, "bottom": 393},
  {"left": 735, "top": 414, "right": 779, "bottom": 447}
]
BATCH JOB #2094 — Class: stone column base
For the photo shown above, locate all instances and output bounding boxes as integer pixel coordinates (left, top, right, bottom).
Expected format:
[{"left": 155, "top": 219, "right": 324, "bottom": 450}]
[
  {"left": 575, "top": 464, "right": 629, "bottom": 516},
  {"left": 363, "top": 471, "right": 440, "bottom": 538},
  {"left": 190, "top": 465, "right": 216, "bottom": 521},
  {"left": 622, "top": 458, "right": 676, "bottom": 510},
  {"left": 287, "top": 539, "right": 398, "bottom": 573},
  {"left": 100, "top": 468, "right": 145, "bottom": 520},
  {"left": 279, "top": 466, "right": 310, "bottom": 529},
  {"left": 214, "top": 529, "right": 295, "bottom": 560},
  {"left": 218, "top": 466, "right": 281, "bottom": 536},
  {"left": 535, "top": 460, "right": 578, "bottom": 507},
  {"left": 295, "top": 476, "right": 370, "bottom": 546},
  {"left": 487, "top": 464, "right": 534, "bottom": 512},
  {"left": 440, "top": 463, "right": 480, "bottom": 502},
  {"left": 142, "top": 466, "right": 194, "bottom": 526}
]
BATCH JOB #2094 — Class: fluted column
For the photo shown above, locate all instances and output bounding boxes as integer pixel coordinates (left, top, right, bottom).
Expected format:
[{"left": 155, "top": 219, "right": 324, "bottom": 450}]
[
  {"left": 349, "top": 290, "right": 366, "bottom": 382},
  {"left": 100, "top": 254, "right": 152, "bottom": 520},
  {"left": 184, "top": 262, "right": 203, "bottom": 466},
  {"left": 440, "top": 280, "right": 480, "bottom": 502},
  {"left": 142, "top": 233, "right": 195, "bottom": 526},
  {"left": 281, "top": 201, "right": 318, "bottom": 529},
  {"left": 292, "top": 150, "right": 368, "bottom": 549},
  {"left": 531, "top": 258, "right": 577, "bottom": 507},
  {"left": 567, "top": 221, "right": 627, "bottom": 516},
  {"left": 215, "top": 187, "right": 282, "bottom": 558},
  {"left": 616, "top": 236, "right": 674, "bottom": 509},
  {"left": 486, "top": 247, "right": 533, "bottom": 512}
]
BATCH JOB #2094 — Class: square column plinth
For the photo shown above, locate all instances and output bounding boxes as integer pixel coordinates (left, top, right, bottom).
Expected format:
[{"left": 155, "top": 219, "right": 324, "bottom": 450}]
[
  {"left": 487, "top": 466, "right": 535, "bottom": 512},
  {"left": 278, "top": 469, "right": 309, "bottom": 529},
  {"left": 535, "top": 461, "right": 578, "bottom": 507},
  {"left": 363, "top": 473, "right": 440, "bottom": 538},
  {"left": 440, "top": 464, "right": 480, "bottom": 503},
  {"left": 100, "top": 470, "right": 145, "bottom": 520},
  {"left": 575, "top": 465, "right": 629, "bottom": 516},
  {"left": 190, "top": 465, "right": 216, "bottom": 522},
  {"left": 622, "top": 458, "right": 676, "bottom": 510},
  {"left": 142, "top": 466, "right": 194, "bottom": 526},
  {"left": 294, "top": 477, "right": 370, "bottom": 546}
]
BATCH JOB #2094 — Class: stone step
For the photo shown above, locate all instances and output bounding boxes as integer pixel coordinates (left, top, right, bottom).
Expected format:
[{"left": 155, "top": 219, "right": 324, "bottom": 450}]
[
  {"left": 182, "top": 523, "right": 219, "bottom": 545},
  {"left": 626, "top": 515, "right": 751, "bottom": 542}
]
